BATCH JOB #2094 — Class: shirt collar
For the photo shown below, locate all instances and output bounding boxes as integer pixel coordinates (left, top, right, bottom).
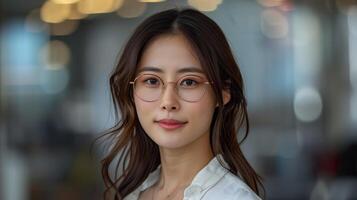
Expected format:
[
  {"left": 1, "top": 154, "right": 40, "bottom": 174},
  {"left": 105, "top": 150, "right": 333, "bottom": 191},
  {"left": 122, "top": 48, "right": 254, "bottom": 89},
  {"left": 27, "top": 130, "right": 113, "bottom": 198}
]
[
  {"left": 135, "top": 154, "right": 229, "bottom": 193},
  {"left": 189, "top": 154, "right": 229, "bottom": 190}
]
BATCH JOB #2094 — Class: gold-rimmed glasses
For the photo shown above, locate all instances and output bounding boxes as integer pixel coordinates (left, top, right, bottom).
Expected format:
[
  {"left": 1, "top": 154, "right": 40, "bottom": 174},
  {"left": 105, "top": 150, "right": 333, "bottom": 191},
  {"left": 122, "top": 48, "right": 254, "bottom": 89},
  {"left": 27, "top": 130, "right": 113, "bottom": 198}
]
[{"left": 130, "top": 74, "right": 212, "bottom": 102}]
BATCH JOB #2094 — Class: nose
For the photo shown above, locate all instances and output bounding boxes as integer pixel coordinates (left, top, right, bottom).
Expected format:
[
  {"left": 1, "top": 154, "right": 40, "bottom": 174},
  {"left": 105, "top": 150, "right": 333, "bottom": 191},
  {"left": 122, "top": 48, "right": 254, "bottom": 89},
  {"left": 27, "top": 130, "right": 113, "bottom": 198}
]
[{"left": 160, "top": 84, "right": 180, "bottom": 111}]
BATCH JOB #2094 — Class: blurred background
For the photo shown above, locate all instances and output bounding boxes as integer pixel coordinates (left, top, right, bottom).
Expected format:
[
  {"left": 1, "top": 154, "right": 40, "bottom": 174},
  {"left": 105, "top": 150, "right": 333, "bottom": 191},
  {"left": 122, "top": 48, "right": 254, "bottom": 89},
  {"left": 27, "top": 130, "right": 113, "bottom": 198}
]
[{"left": 1, "top": 0, "right": 357, "bottom": 199}]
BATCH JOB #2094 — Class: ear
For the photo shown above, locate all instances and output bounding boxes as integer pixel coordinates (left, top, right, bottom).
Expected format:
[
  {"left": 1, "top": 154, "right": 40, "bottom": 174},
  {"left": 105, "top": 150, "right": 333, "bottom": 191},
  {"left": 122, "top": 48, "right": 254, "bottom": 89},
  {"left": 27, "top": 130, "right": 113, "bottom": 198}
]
[
  {"left": 222, "top": 89, "right": 231, "bottom": 105},
  {"left": 216, "top": 89, "right": 231, "bottom": 107}
]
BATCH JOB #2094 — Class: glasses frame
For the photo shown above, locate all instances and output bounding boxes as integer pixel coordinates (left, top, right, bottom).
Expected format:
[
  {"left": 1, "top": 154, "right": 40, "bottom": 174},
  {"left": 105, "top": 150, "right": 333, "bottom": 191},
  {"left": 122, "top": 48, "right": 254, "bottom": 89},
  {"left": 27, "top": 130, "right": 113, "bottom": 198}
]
[{"left": 129, "top": 73, "right": 213, "bottom": 102}]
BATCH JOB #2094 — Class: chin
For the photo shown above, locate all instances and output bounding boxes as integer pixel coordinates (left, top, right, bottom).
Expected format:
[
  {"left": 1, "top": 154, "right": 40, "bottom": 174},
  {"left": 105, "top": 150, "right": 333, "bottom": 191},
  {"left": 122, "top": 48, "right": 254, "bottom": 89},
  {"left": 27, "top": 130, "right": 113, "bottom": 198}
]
[
  {"left": 158, "top": 144, "right": 187, "bottom": 150},
  {"left": 154, "top": 138, "right": 189, "bottom": 149}
]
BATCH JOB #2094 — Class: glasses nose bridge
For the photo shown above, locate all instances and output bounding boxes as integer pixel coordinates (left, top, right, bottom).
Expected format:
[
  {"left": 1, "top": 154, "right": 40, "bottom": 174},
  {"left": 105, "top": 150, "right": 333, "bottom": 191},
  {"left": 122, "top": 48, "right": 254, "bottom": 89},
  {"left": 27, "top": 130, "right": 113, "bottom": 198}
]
[{"left": 161, "top": 80, "right": 179, "bottom": 94}]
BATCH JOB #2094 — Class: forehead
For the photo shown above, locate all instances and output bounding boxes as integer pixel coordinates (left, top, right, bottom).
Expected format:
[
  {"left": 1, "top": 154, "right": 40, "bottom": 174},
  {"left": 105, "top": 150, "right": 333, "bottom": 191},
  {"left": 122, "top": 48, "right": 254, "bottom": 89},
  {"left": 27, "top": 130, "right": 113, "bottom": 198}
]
[{"left": 137, "top": 34, "right": 203, "bottom": 74}]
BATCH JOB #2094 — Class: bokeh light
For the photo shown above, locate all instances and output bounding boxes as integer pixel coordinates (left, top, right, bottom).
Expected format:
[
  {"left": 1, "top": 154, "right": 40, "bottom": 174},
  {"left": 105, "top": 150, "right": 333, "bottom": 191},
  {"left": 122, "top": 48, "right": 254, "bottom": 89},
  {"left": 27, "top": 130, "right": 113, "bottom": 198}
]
[
  {"left": 260, "top": 9, "right": 289, "bottom": 39},
  {"left": 77, "top": 0, "right": 124, "bottom": 14},
  {"left": 39, "top": 40, "right": 71, "bottom": 70},
  {"left": 40, "top": 1, "right": 71, "bottom": 23},
  {"left": 294, "top": 87, "right": 323, "bottom": 122},
  {"left": 139, "top": 0, "right": 165, "bottom": 2},
  {"left": 68, "top": 4, "right": 88, "bottom": 20},
  {"left": 51, "top": 0, "right": 80, "bottom": 4},
  {"left": 188, "top": 0, "right": 222, "bottom": 12}
]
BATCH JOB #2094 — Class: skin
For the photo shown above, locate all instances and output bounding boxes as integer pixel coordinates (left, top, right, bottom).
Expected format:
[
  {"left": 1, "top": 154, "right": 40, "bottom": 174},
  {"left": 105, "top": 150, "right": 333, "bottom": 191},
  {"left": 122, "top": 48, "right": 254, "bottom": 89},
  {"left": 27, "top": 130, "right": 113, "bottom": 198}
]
[{"left": 135, "top": 33, "right": 230, "bottom": 200}]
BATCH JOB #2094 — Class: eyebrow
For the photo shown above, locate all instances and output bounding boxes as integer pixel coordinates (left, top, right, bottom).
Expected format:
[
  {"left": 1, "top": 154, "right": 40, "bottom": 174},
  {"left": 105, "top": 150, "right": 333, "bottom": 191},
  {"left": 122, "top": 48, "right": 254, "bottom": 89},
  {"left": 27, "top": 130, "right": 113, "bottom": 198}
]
[{"left": 137, "top": 66, "right": 205, "bottom": 74}]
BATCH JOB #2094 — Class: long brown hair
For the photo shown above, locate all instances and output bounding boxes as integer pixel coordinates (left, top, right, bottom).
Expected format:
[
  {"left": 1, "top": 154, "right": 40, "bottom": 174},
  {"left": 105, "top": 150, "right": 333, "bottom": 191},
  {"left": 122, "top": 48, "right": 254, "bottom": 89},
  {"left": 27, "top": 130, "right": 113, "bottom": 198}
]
[{"left": 100, "top": 8, "right": 264, "bottom": 200}]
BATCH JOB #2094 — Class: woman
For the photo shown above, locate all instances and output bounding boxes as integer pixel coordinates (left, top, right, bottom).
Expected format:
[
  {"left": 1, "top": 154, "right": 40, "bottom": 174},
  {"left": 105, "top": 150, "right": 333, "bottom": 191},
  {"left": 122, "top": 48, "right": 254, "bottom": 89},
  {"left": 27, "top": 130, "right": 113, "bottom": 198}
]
[{"left": 101, "top": 8, "right": 264, "bottom": 200}]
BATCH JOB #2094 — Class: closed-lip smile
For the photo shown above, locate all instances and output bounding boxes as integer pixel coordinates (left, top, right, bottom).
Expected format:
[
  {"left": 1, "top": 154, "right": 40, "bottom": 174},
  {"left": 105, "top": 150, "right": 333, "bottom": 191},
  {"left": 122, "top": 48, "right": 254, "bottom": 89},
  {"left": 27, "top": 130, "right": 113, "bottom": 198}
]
[{"left": 155, "top": 119, "right": 187, "bottom": 130}]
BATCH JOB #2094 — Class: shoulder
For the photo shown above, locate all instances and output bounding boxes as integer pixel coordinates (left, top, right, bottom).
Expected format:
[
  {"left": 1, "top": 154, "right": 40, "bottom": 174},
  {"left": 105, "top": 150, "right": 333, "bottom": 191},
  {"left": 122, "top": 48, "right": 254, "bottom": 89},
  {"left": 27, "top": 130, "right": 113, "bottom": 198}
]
[{"left": 203, "top": 171, "right": 262, "bottom": 200}]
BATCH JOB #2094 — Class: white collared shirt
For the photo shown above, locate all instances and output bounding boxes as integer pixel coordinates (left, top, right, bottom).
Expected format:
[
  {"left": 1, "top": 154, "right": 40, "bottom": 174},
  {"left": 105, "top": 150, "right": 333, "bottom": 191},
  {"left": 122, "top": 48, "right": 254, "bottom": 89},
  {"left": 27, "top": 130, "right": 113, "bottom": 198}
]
[{"left": 124, "top": 155, "right": 262, "bottom": 200}]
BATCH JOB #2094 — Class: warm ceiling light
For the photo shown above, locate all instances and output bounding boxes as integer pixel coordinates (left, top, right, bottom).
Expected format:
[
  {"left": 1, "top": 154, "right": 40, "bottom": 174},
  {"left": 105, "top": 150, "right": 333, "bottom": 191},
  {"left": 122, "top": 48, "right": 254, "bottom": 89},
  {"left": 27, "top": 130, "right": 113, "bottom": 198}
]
[
  {"left": 188, "top": 0, "right": 222, "bottom": 12},
  {"left": 139, "top": 0, "right": 166, "bottom": 2},
  {"left": 51, "top": 0, "right": 80, "bottom": 4},
  {"left": 78, "top": 0, "right": 124, "bottom": 14},
  {"left": 68, "top": 4, "right": 88, "bottom": 20},
  {"left": 41, "top": 1, "right": 71, "bottom": 23}
]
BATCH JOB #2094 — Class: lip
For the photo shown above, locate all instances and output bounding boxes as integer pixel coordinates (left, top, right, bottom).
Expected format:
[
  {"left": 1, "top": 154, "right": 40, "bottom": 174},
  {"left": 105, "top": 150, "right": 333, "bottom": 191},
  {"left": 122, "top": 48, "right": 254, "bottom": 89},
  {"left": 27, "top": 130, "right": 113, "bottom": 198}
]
[{"left": 155, "top": 119, "right": 187, "bottom": 130}]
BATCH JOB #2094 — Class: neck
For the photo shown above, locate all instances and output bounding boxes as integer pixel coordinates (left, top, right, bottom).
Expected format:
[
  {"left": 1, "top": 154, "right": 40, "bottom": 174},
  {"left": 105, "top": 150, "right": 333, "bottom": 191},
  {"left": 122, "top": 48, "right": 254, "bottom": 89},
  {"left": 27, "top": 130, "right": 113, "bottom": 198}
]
[{"left": 156, "top": 133, "right": 214, "bottom": 191}]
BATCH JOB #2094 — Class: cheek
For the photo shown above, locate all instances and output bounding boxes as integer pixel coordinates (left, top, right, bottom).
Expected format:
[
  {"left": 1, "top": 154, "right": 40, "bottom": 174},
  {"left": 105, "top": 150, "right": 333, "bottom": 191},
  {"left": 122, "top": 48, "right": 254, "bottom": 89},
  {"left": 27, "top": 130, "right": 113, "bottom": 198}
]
[
  {"left": 186, "top": 92, "right": 217, "bottom": 125},
  {"left": 134, "top": 97, "right": 159, "bottom": 136},
  {"left": 134, "top": 98, "right": 152, "bottom": 120},
  {"left": 200, "top": 89, "right": 217, "bottom": 112}
]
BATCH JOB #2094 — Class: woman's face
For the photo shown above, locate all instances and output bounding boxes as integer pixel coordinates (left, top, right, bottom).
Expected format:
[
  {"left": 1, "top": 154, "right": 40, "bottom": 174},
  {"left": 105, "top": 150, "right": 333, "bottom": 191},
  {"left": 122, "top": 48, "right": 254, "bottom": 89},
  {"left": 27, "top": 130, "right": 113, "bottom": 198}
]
[{"left": 134, "top": 34, "right": 217, "bottom": 150}]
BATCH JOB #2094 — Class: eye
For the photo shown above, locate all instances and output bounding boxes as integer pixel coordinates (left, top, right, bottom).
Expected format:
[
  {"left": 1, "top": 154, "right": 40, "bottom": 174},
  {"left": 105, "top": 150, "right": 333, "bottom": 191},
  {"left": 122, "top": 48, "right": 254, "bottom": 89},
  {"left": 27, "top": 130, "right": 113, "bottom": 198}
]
[
  {"left": 145, "top": 78, "right": 160, "bottom": 86},
  {"left": 180, "top": 78, "right": 199, "bottom": 88},
  {"left": 138, "top": 75, "right": 161, "bottom": 87},
  {"left": 146, "top": 78, "right": 159, "bottom": 85}
]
